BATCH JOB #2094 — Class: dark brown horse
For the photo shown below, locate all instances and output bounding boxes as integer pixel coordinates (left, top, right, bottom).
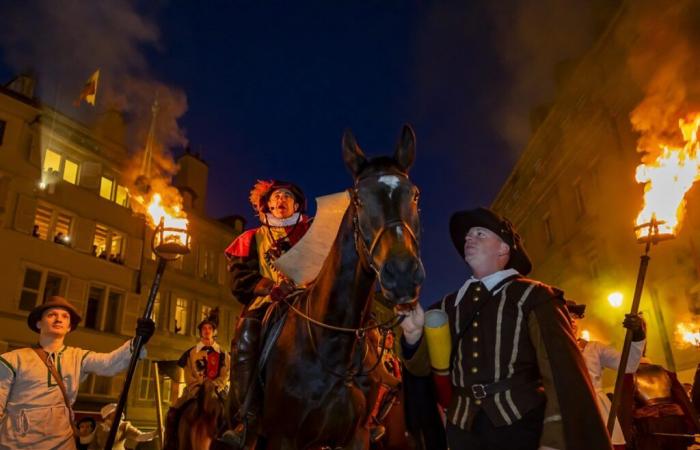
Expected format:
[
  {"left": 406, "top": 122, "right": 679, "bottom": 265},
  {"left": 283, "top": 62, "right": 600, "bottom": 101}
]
[
  {"left": 254, "top": 125, "right": 425, "bottom": 450},
  {"left": 177, "top": 380, "right": 227, "bottom": 450}
]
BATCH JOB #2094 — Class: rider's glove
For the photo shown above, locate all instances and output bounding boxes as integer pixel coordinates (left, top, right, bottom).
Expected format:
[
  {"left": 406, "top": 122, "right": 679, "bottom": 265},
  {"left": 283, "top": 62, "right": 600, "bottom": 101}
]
[{"left": 270, "top": 279, "right": 295, "bottom": 302}]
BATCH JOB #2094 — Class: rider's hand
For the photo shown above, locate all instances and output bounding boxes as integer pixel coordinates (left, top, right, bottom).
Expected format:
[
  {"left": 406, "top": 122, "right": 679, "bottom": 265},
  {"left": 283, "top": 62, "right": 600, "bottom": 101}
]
[
  {"left": 254, "top": 278, "right": 274, "bottom": 296},
  {"left": 270, "top": 279, "right": 295, "bottom": 302},
  {"left": 396, "top": 303, "right": 424, "bottom": 345},
  {"left": 623, "top": 313, "right": 646, "bottom": 342}
]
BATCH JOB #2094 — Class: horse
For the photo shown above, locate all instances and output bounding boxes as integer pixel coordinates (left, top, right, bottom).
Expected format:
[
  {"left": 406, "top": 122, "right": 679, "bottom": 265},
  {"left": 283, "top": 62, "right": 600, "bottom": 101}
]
[
  {"left": 176, "top": 380, "right": 227, "bottom": 450},
  {"left": 250, "top": 125, "right": 425, "bottom": 450}
]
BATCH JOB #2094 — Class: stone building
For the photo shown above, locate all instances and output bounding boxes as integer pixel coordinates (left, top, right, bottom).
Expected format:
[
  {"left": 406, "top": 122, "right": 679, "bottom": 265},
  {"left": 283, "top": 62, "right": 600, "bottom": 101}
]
[
  {"left": 0, "top": 74, "right": 245, "bottom": 432},
  {"left": 492, "top": 0, "right": 700, "bottom": 385}
]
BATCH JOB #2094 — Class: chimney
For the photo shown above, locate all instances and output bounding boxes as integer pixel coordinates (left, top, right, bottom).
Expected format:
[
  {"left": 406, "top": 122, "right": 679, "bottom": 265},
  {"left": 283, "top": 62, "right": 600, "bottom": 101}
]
[{"left": 173, "top": 146, "right": 208, "bottom": 215}]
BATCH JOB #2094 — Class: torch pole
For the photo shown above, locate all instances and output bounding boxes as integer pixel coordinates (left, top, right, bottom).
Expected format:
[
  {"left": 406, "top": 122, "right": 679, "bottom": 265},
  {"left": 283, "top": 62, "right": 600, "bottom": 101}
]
[
  {"left": 104, "top": 257, "right": 168, "bottom": 450},
  {"left": 606, "top": 238, "right": 652, "bottom": 435}
]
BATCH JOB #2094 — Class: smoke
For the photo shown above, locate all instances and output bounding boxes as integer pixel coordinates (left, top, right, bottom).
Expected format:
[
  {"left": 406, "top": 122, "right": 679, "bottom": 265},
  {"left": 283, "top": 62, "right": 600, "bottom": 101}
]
[
  {"left": 627, "top": 0, "right": 700, "bottom": 160},
  {"left": 487, "top": 0, "right": 613, "bottom": 154},
  {"left": 0, "top": 0, "right": 188, "bottom": 170}
]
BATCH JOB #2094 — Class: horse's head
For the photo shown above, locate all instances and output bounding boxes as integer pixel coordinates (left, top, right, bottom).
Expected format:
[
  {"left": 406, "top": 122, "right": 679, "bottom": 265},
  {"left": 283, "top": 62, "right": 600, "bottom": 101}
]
[{"left": 342, "top": 125, "right": 425, "bottom": 306}]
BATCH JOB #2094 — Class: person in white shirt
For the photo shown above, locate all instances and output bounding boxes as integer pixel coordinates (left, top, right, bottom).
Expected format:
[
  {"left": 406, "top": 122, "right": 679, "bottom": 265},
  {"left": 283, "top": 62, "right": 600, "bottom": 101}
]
[
  {"left": 0, "top": 296, "right": 154, "bottom": 450},
  {"left": 566, "top": 300, "right": 646, "bottom": 449}
]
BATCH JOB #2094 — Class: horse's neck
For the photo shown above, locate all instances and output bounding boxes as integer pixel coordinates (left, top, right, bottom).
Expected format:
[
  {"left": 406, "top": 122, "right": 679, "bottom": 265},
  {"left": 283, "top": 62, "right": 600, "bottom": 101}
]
[{"left": 309, "top": 204, "right": 375, "bottom": 339}]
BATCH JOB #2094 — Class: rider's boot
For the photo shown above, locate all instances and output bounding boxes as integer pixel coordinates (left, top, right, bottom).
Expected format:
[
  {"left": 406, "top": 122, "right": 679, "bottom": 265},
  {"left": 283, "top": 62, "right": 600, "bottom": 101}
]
[
  {"left": 221, "top": 315, "right": 262, "bottom": 449},
  {"left": 162, "top": 407, "right": 179, "bottom": 450}
]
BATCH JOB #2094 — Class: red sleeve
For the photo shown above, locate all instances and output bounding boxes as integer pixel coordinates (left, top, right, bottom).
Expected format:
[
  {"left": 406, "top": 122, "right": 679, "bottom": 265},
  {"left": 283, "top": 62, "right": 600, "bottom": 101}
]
[{"left": 225, "top": 229, "right": 257, "bottom": 258}]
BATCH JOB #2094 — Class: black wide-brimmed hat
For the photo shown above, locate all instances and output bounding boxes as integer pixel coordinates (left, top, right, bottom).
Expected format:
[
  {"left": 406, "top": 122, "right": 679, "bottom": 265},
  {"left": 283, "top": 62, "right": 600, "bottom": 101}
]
[
  {"left": 27, "top": 295, "right": 82, "bottom": 333},
  {"left": 449, "top": 207, "right": 532, "bottom": 275},
  {"left": 565, "top": 300, "right": 586, "bottom": 319}
]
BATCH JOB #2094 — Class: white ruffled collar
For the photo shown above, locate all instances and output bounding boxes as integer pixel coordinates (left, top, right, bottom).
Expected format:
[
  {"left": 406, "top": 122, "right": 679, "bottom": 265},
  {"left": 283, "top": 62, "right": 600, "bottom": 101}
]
[{"left": 264, "top": 212, "right": 301, "bottom": 227}]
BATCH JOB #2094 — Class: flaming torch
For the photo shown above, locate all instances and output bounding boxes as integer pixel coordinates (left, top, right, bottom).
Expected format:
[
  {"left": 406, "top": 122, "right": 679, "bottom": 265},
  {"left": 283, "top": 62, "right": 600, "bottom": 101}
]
[
  {"left": 104, "top": 193, "right": 190, "bottom": 450},
  {"left": 607, "top": 114, "right": 700, "bottom": 434}
]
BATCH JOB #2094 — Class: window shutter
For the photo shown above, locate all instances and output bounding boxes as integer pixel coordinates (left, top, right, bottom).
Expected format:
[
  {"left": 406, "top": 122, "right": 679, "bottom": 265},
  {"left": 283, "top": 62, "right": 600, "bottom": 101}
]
[
  {"left": 72, "top": 217, "right": 96, "bottom": 253},
  {"left": 124, "top": 237, "right": 143, "bottom": 270},
  {"left": 121, "top": 292, "right": 142, "bottom": 335},
  {"left": 79, "top": 162, "right": 102, "bottom": 190},
  {"left": 66, "top": 278, "right": 87, "bottom": 317},
  {"left": 13, "top": 193, "right": 37, "bottom": 234}
]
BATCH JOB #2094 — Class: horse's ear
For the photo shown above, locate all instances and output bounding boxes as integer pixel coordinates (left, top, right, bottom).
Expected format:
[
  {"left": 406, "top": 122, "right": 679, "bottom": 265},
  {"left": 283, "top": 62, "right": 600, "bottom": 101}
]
[
  {"left": 394, "top": 124, "right": 416, "bottom": 173},
  {"left": 342, "top": 129, "right": 367, "bottom": 178}
]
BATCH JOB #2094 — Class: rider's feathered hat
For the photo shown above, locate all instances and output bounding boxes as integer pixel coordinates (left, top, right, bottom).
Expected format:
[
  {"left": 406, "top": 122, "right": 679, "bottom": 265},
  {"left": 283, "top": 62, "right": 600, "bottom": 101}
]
[
  {"left": 197, "top": 307, "right": 220, "bottom": 334},
  {"left": 249, "top": 179, "right": 307, "bottom": 215}
]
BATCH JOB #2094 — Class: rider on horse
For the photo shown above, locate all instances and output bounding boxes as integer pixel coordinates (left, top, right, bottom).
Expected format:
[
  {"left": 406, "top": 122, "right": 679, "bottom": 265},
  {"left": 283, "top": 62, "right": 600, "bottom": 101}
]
[
  {"left": 164, "top": 308, "right": 230, "bottom": 449},
  {"left": 221, "top": 180, "right": 312, "bottom": 448}
]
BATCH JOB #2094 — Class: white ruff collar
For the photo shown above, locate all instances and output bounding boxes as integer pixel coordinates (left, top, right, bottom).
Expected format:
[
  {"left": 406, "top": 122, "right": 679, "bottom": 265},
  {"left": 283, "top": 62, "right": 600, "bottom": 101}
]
[
  {"left": 264, "top": 212, "right": 300, "bottom": 227},
  {"left": 196, "top": 341, "right": 221, "bottom": 352}
]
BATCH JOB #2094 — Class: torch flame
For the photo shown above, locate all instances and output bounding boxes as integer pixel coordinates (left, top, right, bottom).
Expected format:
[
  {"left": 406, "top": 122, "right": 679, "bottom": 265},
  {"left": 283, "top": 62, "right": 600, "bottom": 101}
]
[
  {"left": 635, "top": 114, "right": 700, "bottom": 238},
  {"left": 146, "top": 193, "right": 188, "bottom": 247},
  {"left": 675, "top": 320, "right": 700, "bottom": 349}
]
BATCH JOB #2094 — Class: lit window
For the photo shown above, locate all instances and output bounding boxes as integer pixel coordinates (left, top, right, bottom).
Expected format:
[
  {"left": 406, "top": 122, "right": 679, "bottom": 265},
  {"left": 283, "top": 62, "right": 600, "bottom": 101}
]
[
  {"left": 93, "top": 224, "right": 108, "bottom": 257},
  {"left": 100, "top": 177, "right": 113, "bottom": 200},
  {"left": 115, "top": 185, "right": 129, "bottom": 207},
  {"left": 43, "top": 149, "right": 61, "bottom": 173},
  {"left": 34, "top": 204, "right": 52, "bottom": 240},
  {"left": 63, "top": 160, "right": 78, "bottom": 184},
  {"left": 53, "top": 212, "right": 72, "bottom": 243},
  {"left": 175, "top": 297, "right": 189, "bottom": 335}
]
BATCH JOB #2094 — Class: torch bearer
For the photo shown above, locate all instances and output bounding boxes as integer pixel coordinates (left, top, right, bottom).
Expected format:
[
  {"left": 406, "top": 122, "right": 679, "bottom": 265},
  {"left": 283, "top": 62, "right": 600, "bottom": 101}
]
[
  {"left": 606, "top": 217, "right": 673, "bottom": 434},
  {"left": 104, "top": 217, "right": 190, "bottom": 449}
]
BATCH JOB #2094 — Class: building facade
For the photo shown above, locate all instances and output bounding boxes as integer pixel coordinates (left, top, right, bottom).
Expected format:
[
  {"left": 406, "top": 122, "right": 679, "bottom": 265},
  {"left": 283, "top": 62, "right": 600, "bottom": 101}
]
[
  {"left": 0, "top": 75, "right": 245, "bottom": 432},
  {"left": 492, "top": 0, "right": 700, "bottom": 386}
]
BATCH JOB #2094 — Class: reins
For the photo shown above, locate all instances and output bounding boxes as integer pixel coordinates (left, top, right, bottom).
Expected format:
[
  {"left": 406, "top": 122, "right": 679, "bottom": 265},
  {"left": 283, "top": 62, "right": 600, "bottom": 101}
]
[{"left": 278, "top": 173, "right": 418, "bottom": 380}]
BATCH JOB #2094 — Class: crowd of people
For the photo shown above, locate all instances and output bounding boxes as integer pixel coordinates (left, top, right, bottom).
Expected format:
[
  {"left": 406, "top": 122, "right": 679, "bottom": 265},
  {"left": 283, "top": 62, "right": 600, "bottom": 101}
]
[{"left": 2, "top": 178, "right": 700, "bottom": 450}]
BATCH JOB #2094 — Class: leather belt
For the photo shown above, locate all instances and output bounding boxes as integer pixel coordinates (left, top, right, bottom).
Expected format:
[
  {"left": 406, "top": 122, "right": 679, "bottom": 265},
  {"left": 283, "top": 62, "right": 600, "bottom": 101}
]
[{"left": 455, "top": 377, "right": 540, "bottom": 400}]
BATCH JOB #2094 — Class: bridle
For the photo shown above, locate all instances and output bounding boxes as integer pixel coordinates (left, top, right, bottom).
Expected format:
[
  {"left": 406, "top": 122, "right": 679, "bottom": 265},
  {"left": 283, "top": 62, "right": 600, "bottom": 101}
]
[
  {"left": 280, "top": 171, "right": 421, "bottom": 379},
  {"left": 350, "top": 172, "right": 421, "bottom": 275}
]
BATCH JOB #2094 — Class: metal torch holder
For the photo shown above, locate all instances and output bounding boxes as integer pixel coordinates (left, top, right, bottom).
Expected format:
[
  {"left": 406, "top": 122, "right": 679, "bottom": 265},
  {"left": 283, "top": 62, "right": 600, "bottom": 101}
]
[
  {"left": 104, "top": 218, "right": 190, "bottom": 449},
  {"left": 606, "top": 217, "right": 674, "bottom": 434}
]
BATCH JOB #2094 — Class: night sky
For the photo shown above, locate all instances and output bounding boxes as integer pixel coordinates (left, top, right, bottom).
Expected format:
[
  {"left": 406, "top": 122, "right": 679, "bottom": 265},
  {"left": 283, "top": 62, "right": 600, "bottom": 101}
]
[{"left": 0, "top": 1, "right": 599, "bottom": 303}]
